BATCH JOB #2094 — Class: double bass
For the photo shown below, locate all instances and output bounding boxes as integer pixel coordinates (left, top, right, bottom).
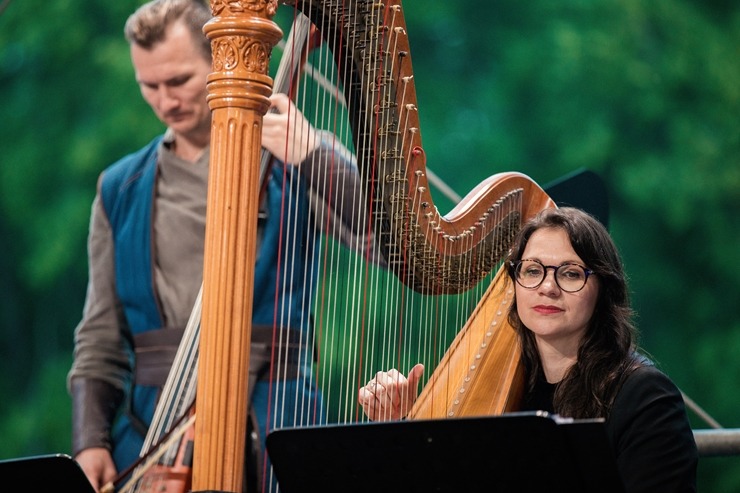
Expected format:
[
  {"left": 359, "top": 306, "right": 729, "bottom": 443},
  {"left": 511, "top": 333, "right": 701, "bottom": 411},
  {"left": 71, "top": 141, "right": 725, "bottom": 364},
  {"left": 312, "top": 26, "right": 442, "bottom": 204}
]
[{"left": 194, "top": 1, "right": 554, "bottom": 491}]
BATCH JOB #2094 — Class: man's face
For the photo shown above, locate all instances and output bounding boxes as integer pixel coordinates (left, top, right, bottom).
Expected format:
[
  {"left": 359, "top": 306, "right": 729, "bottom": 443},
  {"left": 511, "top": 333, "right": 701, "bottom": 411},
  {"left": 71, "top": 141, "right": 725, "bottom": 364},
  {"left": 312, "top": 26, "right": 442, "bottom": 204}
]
[{"left": 130, "top": 21, "right": 212, "bottom": 143}]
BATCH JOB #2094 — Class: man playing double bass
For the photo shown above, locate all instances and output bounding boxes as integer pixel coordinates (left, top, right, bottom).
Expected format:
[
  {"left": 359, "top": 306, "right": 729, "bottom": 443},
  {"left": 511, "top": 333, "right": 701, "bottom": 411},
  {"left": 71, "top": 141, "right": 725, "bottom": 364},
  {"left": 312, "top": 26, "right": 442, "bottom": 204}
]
[{"left": 67, "top": 1, "right": 369, "bottom": 491}]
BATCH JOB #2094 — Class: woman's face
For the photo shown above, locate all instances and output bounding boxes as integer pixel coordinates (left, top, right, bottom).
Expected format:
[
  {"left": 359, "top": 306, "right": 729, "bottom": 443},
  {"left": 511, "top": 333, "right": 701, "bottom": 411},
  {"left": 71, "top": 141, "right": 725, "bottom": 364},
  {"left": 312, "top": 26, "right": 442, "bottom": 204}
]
[{"left": 515, "top": 227, "right": 599, "bottom": 354}]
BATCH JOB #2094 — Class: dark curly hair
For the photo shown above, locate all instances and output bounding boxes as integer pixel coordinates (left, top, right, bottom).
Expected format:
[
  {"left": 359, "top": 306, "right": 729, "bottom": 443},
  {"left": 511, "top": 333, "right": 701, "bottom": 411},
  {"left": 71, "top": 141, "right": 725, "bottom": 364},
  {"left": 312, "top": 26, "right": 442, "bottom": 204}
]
[{"left": 506, "top": 207, "right": 644, "bottom": 419}]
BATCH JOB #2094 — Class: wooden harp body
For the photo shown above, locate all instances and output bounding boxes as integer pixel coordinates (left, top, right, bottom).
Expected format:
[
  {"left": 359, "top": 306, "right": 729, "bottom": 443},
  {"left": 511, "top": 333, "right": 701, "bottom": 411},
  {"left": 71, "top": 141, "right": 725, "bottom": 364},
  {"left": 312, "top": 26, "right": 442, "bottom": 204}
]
[{"left": 194, "top": 0, "right": 555, "bottom": 490}]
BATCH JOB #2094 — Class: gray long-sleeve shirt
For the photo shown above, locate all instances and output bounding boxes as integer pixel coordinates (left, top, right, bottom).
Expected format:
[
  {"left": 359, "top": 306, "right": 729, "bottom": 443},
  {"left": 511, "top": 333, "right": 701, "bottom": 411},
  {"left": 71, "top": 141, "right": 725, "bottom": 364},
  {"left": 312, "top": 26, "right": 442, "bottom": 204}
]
[{"left": 68, "top": 129, "right": 378, "bottom": 393}]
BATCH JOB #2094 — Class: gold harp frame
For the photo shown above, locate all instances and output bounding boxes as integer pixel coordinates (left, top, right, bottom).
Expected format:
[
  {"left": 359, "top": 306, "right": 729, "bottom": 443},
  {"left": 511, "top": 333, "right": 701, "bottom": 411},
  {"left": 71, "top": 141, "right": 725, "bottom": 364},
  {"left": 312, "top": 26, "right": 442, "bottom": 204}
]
[{"left": 194, "top": 1, "right": 554, "bottom": 490}]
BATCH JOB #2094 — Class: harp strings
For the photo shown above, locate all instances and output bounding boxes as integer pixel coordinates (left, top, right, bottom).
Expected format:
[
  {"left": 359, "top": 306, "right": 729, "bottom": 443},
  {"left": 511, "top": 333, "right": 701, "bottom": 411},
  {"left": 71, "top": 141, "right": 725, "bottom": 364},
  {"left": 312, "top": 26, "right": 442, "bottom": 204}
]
[{"left": 267, "top": 0, "right": 506, "bottom": 428}]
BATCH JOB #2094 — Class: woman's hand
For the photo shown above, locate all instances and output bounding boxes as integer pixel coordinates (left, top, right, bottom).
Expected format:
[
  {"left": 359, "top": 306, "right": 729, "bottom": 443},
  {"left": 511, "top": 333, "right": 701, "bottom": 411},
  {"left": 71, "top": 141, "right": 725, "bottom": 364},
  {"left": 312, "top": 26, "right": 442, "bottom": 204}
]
[{"left": 358, "top": 364, "right": 425, "bottom": 421}]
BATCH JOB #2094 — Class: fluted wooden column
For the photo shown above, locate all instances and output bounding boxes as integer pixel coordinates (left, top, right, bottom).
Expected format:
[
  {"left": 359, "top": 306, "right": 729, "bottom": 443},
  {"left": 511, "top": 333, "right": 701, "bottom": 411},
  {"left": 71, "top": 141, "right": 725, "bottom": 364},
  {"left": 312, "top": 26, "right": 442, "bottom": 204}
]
[{"left": 192, "top": 2, "right": 282, "bottom": 492}]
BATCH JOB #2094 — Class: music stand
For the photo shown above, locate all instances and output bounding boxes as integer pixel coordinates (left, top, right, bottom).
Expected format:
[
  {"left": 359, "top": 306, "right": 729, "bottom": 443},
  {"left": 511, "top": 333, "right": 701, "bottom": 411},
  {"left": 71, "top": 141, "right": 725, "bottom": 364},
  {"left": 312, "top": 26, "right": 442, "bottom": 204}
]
[
  {"left": 266, "top": 411, "right": 624, "bottom": 493},
  {"left": 544, "top": 168, "right": 610, "bottom": 228},
  {"left": 0, "top": 453, "right": 95, "bottom": 493}
]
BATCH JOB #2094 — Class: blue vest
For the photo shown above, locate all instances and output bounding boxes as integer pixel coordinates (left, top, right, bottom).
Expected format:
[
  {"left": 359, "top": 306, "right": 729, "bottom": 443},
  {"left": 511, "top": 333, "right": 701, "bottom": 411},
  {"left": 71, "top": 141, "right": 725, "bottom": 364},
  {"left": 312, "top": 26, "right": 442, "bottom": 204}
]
[{"left": 100, "top": 136, "right": 323, "bottom": 471}]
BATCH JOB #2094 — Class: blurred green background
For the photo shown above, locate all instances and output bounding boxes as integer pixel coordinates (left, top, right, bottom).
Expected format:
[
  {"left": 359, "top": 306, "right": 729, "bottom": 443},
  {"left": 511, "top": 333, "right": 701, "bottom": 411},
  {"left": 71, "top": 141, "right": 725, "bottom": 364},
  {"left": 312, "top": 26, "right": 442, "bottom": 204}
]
[{"left": 1, "top": 0, "right": 738, "bottom": 491}]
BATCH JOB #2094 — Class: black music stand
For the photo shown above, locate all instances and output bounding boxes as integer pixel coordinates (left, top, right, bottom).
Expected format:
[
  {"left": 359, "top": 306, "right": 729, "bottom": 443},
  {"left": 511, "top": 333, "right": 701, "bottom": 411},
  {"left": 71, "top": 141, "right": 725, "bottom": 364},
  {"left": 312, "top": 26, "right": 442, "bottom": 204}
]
[
  {"left": 544, "top": 168, "right": 610, "bottom": 229},
  {"left": 0, "top": 453, "right": 95, "bottom": 493},
  {"left": 266, "top": 411, "right": 624, "bottom": 493}
]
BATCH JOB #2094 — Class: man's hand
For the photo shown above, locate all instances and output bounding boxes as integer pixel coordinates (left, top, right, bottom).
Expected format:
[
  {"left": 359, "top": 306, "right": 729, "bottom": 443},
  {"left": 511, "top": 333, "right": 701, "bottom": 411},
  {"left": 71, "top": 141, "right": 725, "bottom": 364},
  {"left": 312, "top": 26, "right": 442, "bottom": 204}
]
[
  {"left": 75, "top": 447, "right": 117, "bottom": 493},
  {"left": 262, "top": 93, "right": 319, "bottom": 165}
]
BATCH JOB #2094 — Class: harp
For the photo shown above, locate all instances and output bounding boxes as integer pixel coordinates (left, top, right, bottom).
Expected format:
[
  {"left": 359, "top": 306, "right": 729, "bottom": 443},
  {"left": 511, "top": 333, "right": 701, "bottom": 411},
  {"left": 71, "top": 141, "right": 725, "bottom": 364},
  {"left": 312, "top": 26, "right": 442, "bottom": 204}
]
[{"left": 193, "top": 1, "right": 554, "bottom": 491}]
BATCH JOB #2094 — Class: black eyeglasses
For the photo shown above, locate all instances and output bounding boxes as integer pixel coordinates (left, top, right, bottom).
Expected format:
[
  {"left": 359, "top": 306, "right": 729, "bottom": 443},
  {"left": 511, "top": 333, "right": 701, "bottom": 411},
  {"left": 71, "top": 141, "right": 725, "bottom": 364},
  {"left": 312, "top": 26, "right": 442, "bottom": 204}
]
[{"left": 509, "top": 259, "right": 594, "bottom": 293}]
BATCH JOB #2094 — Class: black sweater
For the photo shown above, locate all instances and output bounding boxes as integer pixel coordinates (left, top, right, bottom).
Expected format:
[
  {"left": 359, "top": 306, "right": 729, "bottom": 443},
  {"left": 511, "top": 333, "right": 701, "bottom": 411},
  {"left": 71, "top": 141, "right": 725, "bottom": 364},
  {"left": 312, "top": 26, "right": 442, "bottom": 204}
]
[{"left": 522, "top": 365, "right": 698, "bottom": 493}]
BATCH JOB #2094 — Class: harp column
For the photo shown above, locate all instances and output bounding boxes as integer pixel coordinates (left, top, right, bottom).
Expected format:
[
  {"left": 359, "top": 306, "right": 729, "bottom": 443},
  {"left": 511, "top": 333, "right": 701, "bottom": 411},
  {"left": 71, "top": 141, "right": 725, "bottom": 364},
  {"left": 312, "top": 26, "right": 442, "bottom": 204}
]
[{"left": 192, "top": 2, "right": 282, "bottom": 492}]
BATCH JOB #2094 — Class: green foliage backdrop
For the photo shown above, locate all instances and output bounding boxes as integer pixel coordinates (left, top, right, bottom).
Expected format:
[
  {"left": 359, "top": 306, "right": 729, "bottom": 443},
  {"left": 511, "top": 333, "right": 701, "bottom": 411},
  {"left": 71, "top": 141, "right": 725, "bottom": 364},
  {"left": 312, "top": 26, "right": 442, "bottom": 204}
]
[{"left": 1, "top": 1, "right": 738, "bottom": 490}]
